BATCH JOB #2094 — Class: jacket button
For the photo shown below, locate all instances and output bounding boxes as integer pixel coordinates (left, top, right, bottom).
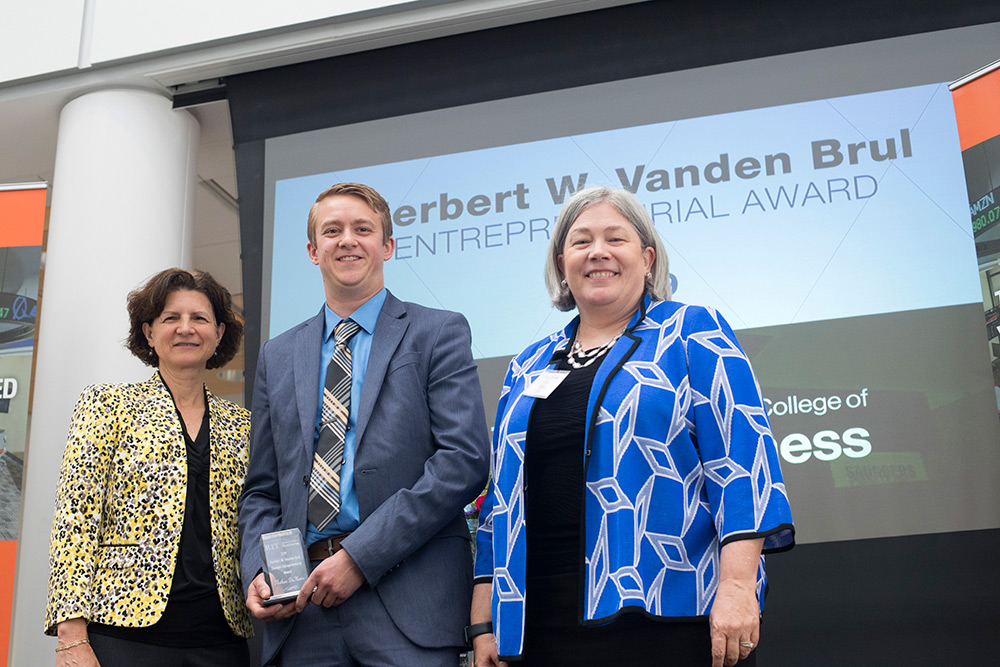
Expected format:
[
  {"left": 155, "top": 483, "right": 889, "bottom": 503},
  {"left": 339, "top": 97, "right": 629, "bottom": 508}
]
[{"left": 303, "top": 475, "right": 310, "bottom": 486}]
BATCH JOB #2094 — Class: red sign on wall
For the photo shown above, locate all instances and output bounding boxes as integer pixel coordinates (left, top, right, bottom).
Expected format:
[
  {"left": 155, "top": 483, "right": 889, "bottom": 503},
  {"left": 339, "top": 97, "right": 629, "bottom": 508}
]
[{"left": 0, "top": 183, "right": 46, "bottom": 667}]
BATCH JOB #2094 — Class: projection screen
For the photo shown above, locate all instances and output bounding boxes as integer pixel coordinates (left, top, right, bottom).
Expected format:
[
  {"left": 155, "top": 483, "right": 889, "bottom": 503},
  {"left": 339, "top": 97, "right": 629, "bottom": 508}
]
[{"left": 258, "top": 23, "right": 1000, "bottom": 547}]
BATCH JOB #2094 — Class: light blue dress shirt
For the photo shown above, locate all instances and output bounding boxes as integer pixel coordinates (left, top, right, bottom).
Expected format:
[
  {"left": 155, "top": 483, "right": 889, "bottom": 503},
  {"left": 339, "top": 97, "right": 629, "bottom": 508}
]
[{"left": 305, "top": 288, "right": 387, "bottom": 545}]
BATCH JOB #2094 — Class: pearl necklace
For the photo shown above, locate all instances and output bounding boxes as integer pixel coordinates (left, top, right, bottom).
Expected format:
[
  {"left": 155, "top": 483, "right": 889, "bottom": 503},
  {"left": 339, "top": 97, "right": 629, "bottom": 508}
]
[{"left": 566, "top": 330, "right": 623, "bottom": 369}]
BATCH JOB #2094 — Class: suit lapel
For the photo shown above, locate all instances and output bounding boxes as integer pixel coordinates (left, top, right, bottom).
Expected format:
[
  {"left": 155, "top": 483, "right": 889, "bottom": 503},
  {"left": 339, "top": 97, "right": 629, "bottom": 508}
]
[
  {"left": 294, "top": 308, "right": 326, "bottom": 459},
  {"left": 206, "top": 389, "right": 223, "bottom": 518},
  {"left": 143, "top": 372, "right": 185, "bottom": 462},
  {"left": 206, "top": 389, "right": 231, "bottom": 462},
  {"left": 355, "top": 292, "right": 407, "bottom": 448}
]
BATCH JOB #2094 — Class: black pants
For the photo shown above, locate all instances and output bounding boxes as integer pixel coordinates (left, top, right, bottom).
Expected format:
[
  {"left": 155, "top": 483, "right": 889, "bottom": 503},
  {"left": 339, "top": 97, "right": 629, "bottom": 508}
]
[
  {"left": 520, "top": 572, "right": 757, "bottom": 667},
  {"left": 88, "top": 634, "right": 250, "bottom": 667}
]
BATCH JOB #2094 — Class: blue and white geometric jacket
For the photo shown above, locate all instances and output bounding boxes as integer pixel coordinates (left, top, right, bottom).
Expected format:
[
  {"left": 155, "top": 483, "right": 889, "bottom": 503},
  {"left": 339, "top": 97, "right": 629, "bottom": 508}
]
[{"left": 474, "top": 296, "right": 795, "bottom": 659}]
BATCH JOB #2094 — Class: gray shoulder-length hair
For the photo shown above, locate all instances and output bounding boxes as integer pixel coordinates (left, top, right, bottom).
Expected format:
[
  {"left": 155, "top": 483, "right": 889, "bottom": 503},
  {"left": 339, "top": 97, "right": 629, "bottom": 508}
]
[{"left": 544, "top": 186, "right": 672, "bottom": 311}]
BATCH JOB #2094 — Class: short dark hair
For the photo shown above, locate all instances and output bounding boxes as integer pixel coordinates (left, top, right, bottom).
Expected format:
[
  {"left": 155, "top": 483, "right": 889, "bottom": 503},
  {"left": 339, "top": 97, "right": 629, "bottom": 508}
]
[
  {"left": 126, "top": 268, "right": 243, "bottom": 370},
  {"left": 307, "top": 182, "right": 393, "bottom": 246}
]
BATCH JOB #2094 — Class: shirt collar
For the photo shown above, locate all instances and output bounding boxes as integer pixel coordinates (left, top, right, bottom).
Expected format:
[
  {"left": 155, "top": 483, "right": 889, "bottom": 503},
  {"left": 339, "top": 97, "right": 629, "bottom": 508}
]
[{"left": 323, "top": 288, "right": 387, "bottom": 341}]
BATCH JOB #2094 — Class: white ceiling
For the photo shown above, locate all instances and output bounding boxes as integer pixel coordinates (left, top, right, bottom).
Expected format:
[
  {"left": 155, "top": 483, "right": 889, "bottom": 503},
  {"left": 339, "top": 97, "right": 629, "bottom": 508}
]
[
  {"left": 0, "top": 0, "right": 643, "bottom": 400},
  {"left": 0, "top": 0, "right": 642, "bottom": 301}
]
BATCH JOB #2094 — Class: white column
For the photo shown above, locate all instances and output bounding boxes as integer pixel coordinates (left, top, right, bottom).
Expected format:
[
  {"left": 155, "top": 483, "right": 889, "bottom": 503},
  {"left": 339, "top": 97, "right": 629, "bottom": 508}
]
[{"left": 9, "top": 89, "right": 199, "bottom": 664}]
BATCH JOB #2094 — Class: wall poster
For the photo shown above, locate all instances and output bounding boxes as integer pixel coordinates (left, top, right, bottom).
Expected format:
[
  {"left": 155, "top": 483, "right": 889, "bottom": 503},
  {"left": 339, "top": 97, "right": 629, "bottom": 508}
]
[
  {"left": 951, "top": 59, "right": 1000, "bottom": 413},
  {"left": 0, "top": 183, "right": 45, "bottom": 667}
]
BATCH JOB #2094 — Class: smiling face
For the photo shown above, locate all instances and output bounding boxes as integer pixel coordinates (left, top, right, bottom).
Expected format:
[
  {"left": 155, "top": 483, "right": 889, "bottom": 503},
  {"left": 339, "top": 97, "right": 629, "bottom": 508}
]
[
  {"left": 557, "top": 202, "right": 655, "bottom": 322},
  {"left": 142, "top": 289, "right": 224, "bottom": 375},
  {"left": 307, "top": 194, "right": 395, "bottom": 311}
]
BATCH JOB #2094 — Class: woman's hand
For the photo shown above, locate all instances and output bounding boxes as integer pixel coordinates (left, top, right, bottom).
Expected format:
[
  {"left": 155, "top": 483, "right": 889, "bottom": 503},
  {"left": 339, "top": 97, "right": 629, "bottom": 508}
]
[
  {"left": 55, "top": 641, "right": 100, "bottom": 667},
  {"left": 709, "top": 538, "right": 765, "bottom": 667},
  {"left": 470, "top": 582, "right": 507, "bottom": 667},
  {"left": 472, "top": 633, "right": 507, "bottom": 667},
  {"left": 55, "top": 619, "right": 99, "bottom": 667},
  {"left": 709, "top": 577, "right": 759, "bottom": 667}
]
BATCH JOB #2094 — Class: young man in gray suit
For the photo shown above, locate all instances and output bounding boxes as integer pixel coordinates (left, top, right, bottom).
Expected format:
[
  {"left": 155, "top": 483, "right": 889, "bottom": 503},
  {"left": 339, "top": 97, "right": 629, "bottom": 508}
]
[{"left": 239, "top": 182, "right": 490, "bottom": 666}]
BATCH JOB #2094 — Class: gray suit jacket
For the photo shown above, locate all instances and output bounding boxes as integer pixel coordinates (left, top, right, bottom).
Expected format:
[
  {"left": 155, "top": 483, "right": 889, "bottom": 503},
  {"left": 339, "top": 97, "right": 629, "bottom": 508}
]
[{"left": 239, "top": 292, "right": 490, "bottom": 664}]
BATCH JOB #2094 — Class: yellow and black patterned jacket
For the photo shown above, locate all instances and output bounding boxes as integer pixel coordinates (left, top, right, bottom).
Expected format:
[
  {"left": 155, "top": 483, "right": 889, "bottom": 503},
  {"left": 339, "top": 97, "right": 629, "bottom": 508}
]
[{"left": 44, "top": 372, "right": 252, "bottom": 637}]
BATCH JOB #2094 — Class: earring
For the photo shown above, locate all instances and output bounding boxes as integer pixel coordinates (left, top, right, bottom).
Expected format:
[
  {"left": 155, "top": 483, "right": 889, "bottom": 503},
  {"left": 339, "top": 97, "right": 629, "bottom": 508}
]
[
  {"left": 561, "top": 279, "right": 568, "bottom": 288},
  {"left": 646, "top": 271, "right": 652, "bottom": 280}
]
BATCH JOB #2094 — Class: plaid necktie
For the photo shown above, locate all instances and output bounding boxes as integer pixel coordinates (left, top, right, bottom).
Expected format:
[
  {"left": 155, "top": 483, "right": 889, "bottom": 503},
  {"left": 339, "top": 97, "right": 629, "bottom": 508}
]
[{"left": 307, "top": 319, "right": 361, "bottom": 532}]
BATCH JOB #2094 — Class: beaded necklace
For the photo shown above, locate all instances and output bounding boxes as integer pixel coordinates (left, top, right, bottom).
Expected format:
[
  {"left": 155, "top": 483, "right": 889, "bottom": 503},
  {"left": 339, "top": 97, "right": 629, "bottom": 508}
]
[{"left": 566, "top": 328, "right": 624, "bottom": 369}]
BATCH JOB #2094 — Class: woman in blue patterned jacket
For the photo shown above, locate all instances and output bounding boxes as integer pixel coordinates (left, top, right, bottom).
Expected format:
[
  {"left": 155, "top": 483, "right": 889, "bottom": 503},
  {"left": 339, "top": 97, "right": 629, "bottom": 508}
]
[{"left": 470, "top": 187, "right": 794, "bottom": 667}]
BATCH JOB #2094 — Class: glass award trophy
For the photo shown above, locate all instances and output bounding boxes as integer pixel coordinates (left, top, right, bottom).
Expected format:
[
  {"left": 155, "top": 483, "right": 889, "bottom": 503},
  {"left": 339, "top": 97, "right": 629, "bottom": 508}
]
[{"left": 260, "top": 527, "right": 309, "bottom": 606}]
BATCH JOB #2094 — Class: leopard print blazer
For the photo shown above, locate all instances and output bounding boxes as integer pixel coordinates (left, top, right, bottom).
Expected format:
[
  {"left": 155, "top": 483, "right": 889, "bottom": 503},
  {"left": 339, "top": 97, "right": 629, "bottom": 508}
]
[{"left": 44, "top": 372, "right": 252, "bottom": 638}]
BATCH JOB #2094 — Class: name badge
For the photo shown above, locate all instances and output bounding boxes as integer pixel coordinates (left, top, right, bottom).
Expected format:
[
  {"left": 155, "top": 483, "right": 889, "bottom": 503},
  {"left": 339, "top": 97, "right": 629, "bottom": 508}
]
[{"left": 524, "top": 370, "right": 570, "bottom": 399}]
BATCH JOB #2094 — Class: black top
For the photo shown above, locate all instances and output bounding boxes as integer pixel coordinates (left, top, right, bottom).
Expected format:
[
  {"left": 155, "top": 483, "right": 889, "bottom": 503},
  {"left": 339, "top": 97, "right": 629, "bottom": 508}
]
[
  {"left": 524, "top": 346, "right": 605, "bottom": 578},
  {"left": 89, "top": 386, "right": 239, "bottom": 647},
  {"left": 170, "top": 403, "right": 216, "bottom": 600}
]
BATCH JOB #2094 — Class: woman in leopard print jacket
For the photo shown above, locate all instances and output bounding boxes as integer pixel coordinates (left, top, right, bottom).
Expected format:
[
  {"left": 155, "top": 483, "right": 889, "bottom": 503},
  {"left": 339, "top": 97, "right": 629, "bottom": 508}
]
[{"left": 45, "top": 268, "right": 252, "bottom": 667}]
